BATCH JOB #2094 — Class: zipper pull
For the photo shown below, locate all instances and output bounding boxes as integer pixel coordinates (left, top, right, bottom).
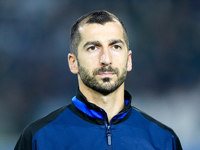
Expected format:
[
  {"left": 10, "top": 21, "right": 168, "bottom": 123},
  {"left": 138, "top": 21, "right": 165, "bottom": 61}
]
[
  {"left": 106, "top": 125, "right": 112, "bottom": 146},
  {"left": 107, "top": 133, "right": 112, "bottom": 145}
]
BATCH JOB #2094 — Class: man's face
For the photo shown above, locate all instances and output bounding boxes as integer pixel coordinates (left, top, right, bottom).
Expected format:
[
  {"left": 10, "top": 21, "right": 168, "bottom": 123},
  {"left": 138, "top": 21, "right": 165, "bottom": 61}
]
[{"left": 76, "top": 21, "right": 132, "bottom": 94}]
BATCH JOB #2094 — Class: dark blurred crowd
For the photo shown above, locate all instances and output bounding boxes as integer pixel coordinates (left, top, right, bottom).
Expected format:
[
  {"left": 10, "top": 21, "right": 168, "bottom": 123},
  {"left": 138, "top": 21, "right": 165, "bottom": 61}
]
[{"left": 0, "top": 0, "right": 200, "bottom": 133}]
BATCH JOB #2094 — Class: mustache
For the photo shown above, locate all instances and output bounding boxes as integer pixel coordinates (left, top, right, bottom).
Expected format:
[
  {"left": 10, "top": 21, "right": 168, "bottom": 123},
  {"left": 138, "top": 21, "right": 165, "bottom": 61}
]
[{"left": 93, "top": 66, "right": 119, "bottom": 76}]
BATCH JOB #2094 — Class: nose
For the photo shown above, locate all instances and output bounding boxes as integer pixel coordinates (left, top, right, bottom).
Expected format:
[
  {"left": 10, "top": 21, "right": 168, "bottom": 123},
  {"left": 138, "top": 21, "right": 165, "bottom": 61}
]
[{"left": 100, "top": 49, "right": 112, "bottom": 66}]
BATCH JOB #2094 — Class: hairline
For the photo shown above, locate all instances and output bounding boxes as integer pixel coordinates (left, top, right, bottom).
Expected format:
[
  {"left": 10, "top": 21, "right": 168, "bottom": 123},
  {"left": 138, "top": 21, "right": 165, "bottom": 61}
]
[
  {"left": 78, "top": 21, "right": 128, "bottom": 54},
  {"left": 70, "top": 11, "right": 129, "bottom": 58}
]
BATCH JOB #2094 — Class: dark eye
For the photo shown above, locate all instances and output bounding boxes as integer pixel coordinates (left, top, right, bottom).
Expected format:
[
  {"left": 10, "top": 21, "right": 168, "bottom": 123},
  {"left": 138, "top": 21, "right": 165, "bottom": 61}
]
[
  {"left": 113, "top": 45, "right": 121, "bottom": 50},
  {"left": 88, "top": 46, "right": 97, "bottom": 51}
]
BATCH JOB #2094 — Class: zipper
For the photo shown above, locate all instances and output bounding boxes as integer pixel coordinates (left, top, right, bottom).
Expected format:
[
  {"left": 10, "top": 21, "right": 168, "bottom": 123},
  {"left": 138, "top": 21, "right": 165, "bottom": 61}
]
[
  {"left": 100, "top": 108, "right": 130, "bottom": 148},
  {"left": 106, "top": 124, "right": 112, "bottom": 146},
  {"left": 101, "top": 109, "right": 112, "bottom": 147}
]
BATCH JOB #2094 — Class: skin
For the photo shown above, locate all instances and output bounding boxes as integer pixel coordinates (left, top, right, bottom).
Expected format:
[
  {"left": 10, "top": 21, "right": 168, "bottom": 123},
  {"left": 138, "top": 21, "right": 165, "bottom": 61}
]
[{"left": 68, "top": 21, "right": 132, "bottom": 121}]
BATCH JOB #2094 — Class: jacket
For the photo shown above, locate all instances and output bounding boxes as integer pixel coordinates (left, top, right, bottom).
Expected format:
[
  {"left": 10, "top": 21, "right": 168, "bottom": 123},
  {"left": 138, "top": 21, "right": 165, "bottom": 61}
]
[{"left": 14, "top": 89, "right": 182, "bottom": 150}]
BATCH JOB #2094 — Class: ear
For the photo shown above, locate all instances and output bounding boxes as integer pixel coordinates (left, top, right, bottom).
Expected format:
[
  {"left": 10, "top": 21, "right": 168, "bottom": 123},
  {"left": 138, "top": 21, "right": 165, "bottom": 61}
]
[
  {"left": 68, "top": 53, "right": 79, "bottom": 74},
  {"left": 127, "top": 50, "right": 132, "bottom": 72}
]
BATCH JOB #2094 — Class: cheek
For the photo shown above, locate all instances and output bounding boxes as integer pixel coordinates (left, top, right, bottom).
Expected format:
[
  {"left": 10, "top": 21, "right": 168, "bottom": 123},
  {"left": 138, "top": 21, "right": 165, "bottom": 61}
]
[
  {"left": 78, "top": 57, "right": 98, "bottom": 71},
  {"left": 119, "top": 59, "right": 129, "bottom": 72},
  {"left": 113, "top": 54, "right": 128, "bottom": 65}
]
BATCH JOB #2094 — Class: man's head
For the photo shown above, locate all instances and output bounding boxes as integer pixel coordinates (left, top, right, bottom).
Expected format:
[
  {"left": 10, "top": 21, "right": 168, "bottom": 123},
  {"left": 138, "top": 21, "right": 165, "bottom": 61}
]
[
  {"left": 70, "top": 10, "right": 129, "bottom": 58},
  {"left": 68, "top": 10, "right": 132, "bottom": 94}
]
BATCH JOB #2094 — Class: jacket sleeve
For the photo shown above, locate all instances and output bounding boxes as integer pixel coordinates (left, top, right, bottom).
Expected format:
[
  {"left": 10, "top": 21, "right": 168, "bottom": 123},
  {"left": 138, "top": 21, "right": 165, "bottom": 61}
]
[{"left": 14, "top": 126, "right": 33, "bottom": 150}]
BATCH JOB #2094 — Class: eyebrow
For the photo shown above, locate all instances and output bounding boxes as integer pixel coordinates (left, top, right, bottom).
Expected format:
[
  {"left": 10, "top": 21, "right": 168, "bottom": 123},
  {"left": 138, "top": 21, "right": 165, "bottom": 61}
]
[
  {"left": 83, "top": 39, "right": 125, "bottom": 49},
  {"left": 83, "top": 41, "right": 101, "bottom": 49},
  {"left": 109, "top": 39, "right": 125, "bottom": 46}
]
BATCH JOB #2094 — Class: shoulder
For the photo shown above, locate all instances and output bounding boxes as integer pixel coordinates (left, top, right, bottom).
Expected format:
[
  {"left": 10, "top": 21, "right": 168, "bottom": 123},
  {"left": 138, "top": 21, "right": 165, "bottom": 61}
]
[
  {"left": 27, "top": 104, "right": 69, "bottom": 135},
  {"left": 135, "top": 106, "right": 177, "bottom": 133},
  {"left": 130, "top": 106, "right": 176, "bottom": 136},
  {"left": 129, "top": 106, "right": 182, "bottom": 149},
  {"left": 14, "top": 104, "right": 70, "bottom": 150}
]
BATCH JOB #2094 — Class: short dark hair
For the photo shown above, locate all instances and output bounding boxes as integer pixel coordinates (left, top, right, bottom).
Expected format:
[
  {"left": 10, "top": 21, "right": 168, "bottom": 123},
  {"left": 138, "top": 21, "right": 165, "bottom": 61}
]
[{"left": 70, "top": 10, "right": 129, "bottom": 58}]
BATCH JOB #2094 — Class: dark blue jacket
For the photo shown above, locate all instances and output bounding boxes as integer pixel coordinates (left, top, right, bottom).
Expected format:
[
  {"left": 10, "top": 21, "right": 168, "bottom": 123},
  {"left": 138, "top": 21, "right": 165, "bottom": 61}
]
[{"left": 14, "top": 89, "right": 182, "bottom": 150}]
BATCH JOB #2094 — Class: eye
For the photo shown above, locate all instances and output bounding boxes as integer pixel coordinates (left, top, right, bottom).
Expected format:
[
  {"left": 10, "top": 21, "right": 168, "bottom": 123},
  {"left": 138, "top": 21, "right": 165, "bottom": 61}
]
[
  {"left": 87, "top": 46, "right": 97, "bottom": 51},
  {"left": 112, "top": 45, "right": 121, "bottom": 50}
]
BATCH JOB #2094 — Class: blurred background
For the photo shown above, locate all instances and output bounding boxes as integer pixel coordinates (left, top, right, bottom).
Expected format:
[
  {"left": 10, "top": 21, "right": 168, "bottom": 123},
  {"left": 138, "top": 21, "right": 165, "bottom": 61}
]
[{"left": 0, "top": 0, "right": 200, "bottom": 149}]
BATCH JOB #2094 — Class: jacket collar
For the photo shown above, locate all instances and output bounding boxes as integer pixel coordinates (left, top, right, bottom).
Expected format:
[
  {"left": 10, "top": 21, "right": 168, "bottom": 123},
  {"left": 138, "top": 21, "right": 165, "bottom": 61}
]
[{"left": 69, "top": 88, "right": 132, "bottom": 125}]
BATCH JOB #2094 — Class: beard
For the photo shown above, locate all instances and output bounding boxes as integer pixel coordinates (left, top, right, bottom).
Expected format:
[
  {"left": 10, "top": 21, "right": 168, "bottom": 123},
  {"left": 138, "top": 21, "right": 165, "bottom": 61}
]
[{"left": 78, "top": 63, "right": 127, "bottom": 95}]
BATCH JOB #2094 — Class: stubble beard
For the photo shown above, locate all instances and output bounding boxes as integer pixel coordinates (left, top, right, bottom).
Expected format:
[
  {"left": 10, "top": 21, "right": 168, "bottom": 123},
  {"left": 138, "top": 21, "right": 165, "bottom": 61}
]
[{"left": 78, "top": 62, "right": 127, "bottom": 95}]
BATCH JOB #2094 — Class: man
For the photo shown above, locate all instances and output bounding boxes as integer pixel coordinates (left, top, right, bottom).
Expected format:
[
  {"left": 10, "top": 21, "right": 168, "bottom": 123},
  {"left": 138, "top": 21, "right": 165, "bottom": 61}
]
[{"left": 14, "top": 10, "right": 182, "bottom": 150}]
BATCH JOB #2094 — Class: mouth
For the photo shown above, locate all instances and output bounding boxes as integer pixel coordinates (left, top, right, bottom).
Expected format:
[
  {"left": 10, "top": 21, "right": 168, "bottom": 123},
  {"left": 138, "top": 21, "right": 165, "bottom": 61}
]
[{"left": 97, "top": 72, "right": 115, "bottom": 77}]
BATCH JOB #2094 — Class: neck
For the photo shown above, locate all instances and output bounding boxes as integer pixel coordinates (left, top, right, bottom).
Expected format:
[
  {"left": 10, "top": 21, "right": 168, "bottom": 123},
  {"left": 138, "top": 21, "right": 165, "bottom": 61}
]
[{"left": 79, "top": 80, "right": 125, "bottom": 122}]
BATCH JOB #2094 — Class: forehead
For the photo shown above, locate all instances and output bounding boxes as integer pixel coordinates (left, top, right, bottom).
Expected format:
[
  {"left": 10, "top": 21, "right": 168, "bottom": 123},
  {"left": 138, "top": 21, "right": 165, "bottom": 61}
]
[{"left": 78, "top": 22, "right": 125, "bottom": 42}]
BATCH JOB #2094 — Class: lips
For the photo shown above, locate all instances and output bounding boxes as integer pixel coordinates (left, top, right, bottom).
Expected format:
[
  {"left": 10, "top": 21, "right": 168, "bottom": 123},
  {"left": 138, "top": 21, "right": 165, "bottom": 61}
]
[{"left": 97, "top": 72, "right": 115, "bottom": 77}]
